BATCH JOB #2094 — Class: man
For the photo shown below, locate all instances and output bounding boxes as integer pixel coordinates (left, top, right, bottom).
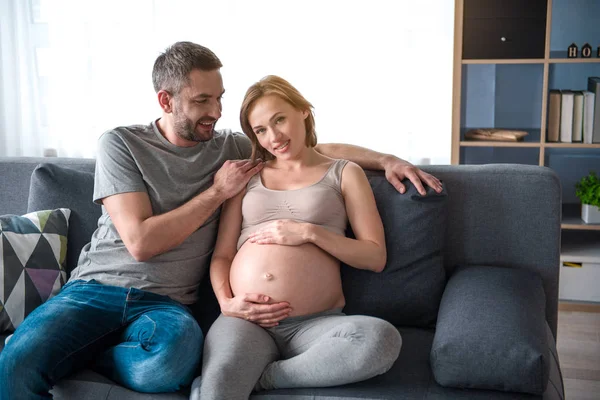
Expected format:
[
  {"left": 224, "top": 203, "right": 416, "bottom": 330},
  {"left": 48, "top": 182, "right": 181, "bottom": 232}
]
[{"left": 0, "top": 41, "right": 442, "bottom": 398}]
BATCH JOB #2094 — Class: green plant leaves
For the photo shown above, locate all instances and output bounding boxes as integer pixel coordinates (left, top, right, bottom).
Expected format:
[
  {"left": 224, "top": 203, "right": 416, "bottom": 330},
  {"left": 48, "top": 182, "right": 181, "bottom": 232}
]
[{"left": 575, "top": 171, "right": 600, "bottom": 207}]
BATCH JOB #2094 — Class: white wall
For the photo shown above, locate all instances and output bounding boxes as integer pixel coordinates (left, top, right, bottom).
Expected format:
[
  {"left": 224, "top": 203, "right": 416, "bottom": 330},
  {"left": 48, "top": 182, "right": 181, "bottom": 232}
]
[{"left": 4, "top": 0, "right": 455, "bottom": 163}]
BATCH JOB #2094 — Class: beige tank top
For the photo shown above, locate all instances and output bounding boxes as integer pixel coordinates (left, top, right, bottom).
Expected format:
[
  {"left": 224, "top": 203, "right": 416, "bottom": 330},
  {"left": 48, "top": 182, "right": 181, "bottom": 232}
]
[{"left": 237, "top": 159, "right": 349, "bottom": 250}]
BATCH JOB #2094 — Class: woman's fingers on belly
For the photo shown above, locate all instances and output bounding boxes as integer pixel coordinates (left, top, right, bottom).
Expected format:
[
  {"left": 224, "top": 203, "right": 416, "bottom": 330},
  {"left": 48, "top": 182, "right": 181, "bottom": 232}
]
[{"left": 252, "top": 307, "right": 293, "bottom": 325}]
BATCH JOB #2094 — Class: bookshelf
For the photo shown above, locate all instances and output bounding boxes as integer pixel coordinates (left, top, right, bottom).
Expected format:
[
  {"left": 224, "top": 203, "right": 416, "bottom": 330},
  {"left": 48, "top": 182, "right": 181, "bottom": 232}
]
[{"left": 451, "top": 0, "right": 600, "bottom": 304}]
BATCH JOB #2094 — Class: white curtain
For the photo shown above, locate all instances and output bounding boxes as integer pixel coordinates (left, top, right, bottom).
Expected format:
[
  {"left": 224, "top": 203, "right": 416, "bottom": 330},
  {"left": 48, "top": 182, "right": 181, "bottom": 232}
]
[
  {"left": 0, "top": 0, "right": 45, "bottom": 157},
  {"left": 0, "top": 0, "right": 454, "bottom": 164}
]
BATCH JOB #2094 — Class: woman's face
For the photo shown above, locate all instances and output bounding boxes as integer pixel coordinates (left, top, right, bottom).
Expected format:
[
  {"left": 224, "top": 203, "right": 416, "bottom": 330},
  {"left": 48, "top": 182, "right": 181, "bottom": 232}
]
[{"left": 247, "top": 94, "right": 309, "bottom": 160}]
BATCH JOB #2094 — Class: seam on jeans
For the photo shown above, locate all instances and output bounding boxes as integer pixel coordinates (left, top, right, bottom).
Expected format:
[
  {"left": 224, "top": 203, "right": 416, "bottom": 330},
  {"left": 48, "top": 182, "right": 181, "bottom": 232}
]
[
  {"left": 122, "top": 290, "right": 131, "bottom": 325},
  {"left": 113, "top": 344, "right": 141, "bottom": 349},
  {"left": 141, "top": 314, "right": 157, "bottom": 350},
  {"left": 50, "top": 325, "right": 124, "bottom": 382}
]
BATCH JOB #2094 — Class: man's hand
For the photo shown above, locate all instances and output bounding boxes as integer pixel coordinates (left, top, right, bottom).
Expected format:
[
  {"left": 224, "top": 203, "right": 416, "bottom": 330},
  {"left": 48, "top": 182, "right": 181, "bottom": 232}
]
[
  {"left": 383, "top": 156, "right": 442, "bottom": 195},
  {"left": 248, "top": 220, "right": 309, "bottom": 246},
  {"left": 213, "top": 159, "right": 264, "bottom": 199},
  {"left": 221, "top": 293, "right": 292, "bottom": 328}
]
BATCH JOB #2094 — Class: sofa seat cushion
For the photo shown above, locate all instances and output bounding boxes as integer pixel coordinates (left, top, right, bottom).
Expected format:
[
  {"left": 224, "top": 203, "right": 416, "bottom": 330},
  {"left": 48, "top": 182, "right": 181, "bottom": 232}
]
[
  {"left": 251, "top": 327, "right": 562, "bottom": 399},
  {"left": 341, "top": 171, "right": 448, "bottom": 328},
  {"left": 0, "top": 208, "right": 70, "bottom": 332},
  {"left": 27, "top": 163, "right": 101, "bottom": 274},
  {"left": 0, "top": 327, "right": 562, "bottom": 399},
  {"left": 431, "top": 265, "right": 551, "bottom": 396}
]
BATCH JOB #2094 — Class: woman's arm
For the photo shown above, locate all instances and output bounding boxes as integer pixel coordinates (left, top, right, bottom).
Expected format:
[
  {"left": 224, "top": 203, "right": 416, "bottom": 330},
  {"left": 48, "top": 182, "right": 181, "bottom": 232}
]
[
  {"left": 307, "top": 161, "right": 386, "bottom": 271},
  {"left": 210, "top": 190, "right": 291, "bottom": 327},
  {"left": 248, "top": 162, "right": 386, "bottom": 272}
]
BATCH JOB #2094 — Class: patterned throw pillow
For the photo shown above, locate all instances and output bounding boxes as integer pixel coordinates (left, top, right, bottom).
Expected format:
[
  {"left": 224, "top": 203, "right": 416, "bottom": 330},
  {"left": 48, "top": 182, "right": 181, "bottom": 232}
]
[{"left": 0, "top": 209, "right": 70, "bottom": 332}]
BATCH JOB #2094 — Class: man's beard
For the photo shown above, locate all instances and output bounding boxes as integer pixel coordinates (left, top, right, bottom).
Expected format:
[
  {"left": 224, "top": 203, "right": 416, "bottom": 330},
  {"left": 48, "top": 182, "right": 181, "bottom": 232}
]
[
  {"left": 174, "top": 113, "right": 202, "bottom": 142},
  {"left": 172, "top": 108, "right": 215, "bottom": 142}
]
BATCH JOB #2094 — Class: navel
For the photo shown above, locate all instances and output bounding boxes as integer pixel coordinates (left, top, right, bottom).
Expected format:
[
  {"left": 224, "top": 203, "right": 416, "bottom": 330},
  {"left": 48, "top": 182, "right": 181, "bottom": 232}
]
[{"left": 264, "top": 272, "right": 274, "bottom": 281}]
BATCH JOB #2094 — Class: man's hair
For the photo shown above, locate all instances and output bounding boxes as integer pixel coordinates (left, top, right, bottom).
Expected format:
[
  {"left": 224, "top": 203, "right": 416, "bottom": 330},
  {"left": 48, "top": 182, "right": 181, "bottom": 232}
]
[
  {"left": 152, "top": 41, "right": 222, "bottom": 95},
  {"left": 240, "top": 75, "right": 317, "bottom": 162}
]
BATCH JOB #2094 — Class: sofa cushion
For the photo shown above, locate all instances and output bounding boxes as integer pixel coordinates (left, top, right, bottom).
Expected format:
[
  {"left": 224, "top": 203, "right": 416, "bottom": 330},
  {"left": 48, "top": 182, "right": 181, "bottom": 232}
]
[
  {"left": 27, "top": 163, "right": 101, "bottom": 274},
  {"left": 0, "top": 209, "right": 70, "bottom": 332},
  {"left": 430, "top": 265, "right": 550, "bottom": 395},
  {"left": 341, "top": 172, "right": 447, "bottom": 328}
]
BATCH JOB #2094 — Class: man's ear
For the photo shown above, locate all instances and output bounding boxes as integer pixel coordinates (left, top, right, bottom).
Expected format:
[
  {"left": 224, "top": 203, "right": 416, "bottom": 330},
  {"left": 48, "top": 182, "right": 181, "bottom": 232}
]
[{"left": 157, "top": 90, "right": 173, "bottom": 113}]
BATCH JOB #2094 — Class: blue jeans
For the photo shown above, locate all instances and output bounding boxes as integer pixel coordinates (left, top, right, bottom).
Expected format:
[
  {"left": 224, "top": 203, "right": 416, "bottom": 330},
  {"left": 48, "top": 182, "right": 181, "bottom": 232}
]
[{"left": 0, "top": 279, "right": 203, "bottom": 400}]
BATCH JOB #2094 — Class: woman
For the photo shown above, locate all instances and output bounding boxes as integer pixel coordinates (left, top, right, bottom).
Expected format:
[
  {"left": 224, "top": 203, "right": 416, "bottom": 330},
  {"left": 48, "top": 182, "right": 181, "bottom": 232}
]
[{"left": 195, "top": 75, "right": 401, "bottom": 399}]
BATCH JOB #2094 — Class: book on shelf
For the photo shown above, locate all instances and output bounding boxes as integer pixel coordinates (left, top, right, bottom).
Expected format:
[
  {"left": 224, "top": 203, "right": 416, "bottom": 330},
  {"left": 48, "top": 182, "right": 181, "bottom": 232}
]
[
  {"left": 588, "top": 77, "right": 600, "bottom": 143},
  {"left": 546, "top": 79, "right": 599, "bottom": 144},
  {"left": 560, "top": 90, "right": 574, "bottom": 143},
  {"left": 572, "top": 91, "right": 584, "bottom": 142},
  {"left": 583, "top": 91, "right": 595, "bottom": 144},
  {"left": 547, "top": 89, "right": 561, "bottom": 142}
]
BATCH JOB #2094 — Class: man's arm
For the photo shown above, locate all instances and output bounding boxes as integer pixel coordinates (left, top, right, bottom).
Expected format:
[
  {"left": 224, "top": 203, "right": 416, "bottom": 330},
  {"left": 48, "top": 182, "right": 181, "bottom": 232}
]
[
  {"left": 102, "top": 160, "right": 262, "bottom": 261},
  {"left": 315, "top": 143, "right": 442, "bottom": 195}
]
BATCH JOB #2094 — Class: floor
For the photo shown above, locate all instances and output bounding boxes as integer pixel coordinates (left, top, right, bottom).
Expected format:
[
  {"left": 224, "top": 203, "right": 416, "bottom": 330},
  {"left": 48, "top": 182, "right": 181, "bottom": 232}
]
[{"left": 557, "top": 310, "right": 600, "bottom": 399}]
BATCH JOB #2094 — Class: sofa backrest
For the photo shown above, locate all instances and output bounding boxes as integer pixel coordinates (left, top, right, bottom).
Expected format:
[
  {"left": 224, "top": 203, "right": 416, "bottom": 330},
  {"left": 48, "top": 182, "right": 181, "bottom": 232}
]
[
  {"left": 0, "top": 157, "right": 96, "bottom": 216},
  {"left": 0, "top": 158, "right": 561, "bottom": 338}
]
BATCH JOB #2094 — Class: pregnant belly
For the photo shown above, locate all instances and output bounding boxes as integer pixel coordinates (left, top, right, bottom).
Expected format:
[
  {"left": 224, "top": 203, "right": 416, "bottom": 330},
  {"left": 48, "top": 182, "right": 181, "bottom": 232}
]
[{"left": 230, "top": 242, "right": 345, "bottom": 316}]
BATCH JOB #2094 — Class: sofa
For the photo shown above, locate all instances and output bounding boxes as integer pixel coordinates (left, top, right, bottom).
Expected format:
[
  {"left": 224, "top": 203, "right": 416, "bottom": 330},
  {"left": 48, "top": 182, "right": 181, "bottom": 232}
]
[{"left": 0, "top": 157, "right": 565, "bottom": 400}]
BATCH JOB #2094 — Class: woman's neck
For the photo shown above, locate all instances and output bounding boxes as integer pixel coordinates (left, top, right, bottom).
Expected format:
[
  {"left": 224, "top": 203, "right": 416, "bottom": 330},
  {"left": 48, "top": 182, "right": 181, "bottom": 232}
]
[{"left": 269, "top": 148, "right": 324, "bottom": 171}]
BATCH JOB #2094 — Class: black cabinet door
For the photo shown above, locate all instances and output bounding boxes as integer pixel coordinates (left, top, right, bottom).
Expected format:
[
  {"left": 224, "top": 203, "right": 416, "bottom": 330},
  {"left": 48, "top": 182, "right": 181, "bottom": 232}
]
[
  {"left": 464, "top": 0, "right": 547, "bottom": 19},
  {"left": 463, "top": 17, "right": 546, "bottom": 59}
]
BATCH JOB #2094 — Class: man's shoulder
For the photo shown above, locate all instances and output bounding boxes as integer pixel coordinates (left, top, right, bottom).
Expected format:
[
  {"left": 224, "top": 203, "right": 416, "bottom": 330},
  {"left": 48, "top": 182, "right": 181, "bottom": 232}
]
[
  {"left": 97, "top": 122, "right": 155, "bottom": 149},
  {"left": 214, "top": 129, "right": 248, "bottom": 141},
  {"left": 101, "top": 122, "right": 153, "bottom": 139},
  {"left": 214, "top": 129, "right": 251, "bottom": 159}
]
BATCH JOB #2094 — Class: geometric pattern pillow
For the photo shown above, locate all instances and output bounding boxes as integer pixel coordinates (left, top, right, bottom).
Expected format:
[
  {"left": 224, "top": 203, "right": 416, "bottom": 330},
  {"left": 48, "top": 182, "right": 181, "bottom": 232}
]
[{"left": 0, "top": 208, "right": 70, "bottom": 332}]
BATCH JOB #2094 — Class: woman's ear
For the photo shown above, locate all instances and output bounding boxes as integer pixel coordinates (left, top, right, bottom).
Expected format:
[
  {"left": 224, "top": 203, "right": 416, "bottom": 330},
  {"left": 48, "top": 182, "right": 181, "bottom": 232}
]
[
  {"left": 157, "top": 90, "right": 173, "bottom": 113},
  {"left": 302, "top": 109, "right": 309, "bottom": 119}
]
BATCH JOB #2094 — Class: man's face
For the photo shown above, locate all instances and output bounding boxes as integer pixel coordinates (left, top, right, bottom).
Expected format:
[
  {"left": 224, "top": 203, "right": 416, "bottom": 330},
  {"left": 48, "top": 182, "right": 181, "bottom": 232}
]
[{"left": 172, "top": 69, "right": 224, "bottom": 142}]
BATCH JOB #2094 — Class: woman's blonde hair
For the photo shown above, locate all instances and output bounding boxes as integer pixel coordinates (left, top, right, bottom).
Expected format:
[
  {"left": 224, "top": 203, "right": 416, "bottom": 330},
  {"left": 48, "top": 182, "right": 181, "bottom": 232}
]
[{"left": 240, "top": 75, "right": 317, "bottom": 161}]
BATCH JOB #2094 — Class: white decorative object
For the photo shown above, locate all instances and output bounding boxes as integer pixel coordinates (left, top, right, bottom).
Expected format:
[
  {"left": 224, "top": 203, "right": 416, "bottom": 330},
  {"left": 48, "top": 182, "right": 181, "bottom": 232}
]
[{"left": 582, "top": 204, "right": 600, "bottom": 224}]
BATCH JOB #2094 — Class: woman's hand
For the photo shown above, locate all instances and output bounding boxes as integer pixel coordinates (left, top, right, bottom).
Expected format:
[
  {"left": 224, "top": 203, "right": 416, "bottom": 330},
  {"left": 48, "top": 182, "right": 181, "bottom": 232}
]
[
  {"left": 221, "top": 293, "right": 292, "bottom": 328},
  {"left": 248, "top": 219, "right": 310, "bottom": 246}
]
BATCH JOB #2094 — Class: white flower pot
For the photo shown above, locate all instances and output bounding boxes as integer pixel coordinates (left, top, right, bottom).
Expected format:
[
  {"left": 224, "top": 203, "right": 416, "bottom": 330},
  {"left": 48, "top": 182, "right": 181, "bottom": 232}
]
[{"left": 582, "top": 204, "right": 600, "bottom": 224}]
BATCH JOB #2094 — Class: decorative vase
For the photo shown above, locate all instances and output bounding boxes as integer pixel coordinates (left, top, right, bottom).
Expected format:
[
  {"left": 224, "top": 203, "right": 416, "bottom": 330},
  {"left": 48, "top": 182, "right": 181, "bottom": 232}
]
[{"left": 582, "top": 204, "right": 600, "bottom": 224}]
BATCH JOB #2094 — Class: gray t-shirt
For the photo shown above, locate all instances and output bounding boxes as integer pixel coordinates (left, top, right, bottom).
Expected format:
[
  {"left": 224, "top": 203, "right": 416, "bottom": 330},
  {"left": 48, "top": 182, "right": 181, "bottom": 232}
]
[{"left": 69, "top": 120, "right": 252, "bottom": 304}]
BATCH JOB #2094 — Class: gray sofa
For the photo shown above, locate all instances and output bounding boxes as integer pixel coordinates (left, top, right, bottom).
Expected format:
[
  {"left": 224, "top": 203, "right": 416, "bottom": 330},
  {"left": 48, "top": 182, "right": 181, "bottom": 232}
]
[{"left": 0, "top": 157, "right": 565, "bottom": 400}]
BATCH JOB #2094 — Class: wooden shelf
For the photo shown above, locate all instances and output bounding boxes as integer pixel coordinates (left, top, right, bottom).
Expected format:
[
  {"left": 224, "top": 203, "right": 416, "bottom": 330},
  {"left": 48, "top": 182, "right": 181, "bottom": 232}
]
[
  {"left": 544, "top": 143, "right": 600, "bottom": 149},
  {"left": 459, "top": 142, "right": 600, "bottom": 149},
  {"left": 459, "top": 141, "right": 540, "bottom": 147},
  {"left": 562, "top": 204, "right": 600, "bottom": 231},
  {"left": 462, "top": 57, "right": 600, "bottom": 65},
  {"left": 462, "top": 59, "right": 545, "bottom": 64},
  {"left": 549, "top": 51, "right": 600, "bottom": 63}
]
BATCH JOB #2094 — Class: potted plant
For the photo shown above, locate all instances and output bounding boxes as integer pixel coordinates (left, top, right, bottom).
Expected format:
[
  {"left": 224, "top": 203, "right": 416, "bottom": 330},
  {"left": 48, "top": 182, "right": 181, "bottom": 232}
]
[{"left": 575, "top": 171, "right": 600, "bottom": 223}]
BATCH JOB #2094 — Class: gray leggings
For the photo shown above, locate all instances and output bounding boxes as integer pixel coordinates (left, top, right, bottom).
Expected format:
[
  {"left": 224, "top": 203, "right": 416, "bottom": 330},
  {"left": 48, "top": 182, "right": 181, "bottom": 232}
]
[{"left": 194, "top": 308, "right": 402, "bottom": 400}]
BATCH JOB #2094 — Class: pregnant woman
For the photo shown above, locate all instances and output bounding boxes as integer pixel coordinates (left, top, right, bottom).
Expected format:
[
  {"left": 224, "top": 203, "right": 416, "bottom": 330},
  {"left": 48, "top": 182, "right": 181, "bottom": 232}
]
[{"left": 195, "top": 75, "right": 402, "bottom": 400}]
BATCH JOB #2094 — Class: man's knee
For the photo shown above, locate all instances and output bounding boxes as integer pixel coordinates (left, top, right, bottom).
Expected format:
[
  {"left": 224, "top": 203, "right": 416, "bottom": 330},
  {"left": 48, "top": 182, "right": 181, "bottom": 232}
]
[{"left": 126, "top": 314, "right": 203, "bottom": 392}]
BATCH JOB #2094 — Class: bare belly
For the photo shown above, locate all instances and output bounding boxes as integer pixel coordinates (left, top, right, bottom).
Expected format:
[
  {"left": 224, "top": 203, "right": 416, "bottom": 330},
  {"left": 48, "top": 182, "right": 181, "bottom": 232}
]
[{"left": 230, "top": 241, "right": 345, "bottom": 316}]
